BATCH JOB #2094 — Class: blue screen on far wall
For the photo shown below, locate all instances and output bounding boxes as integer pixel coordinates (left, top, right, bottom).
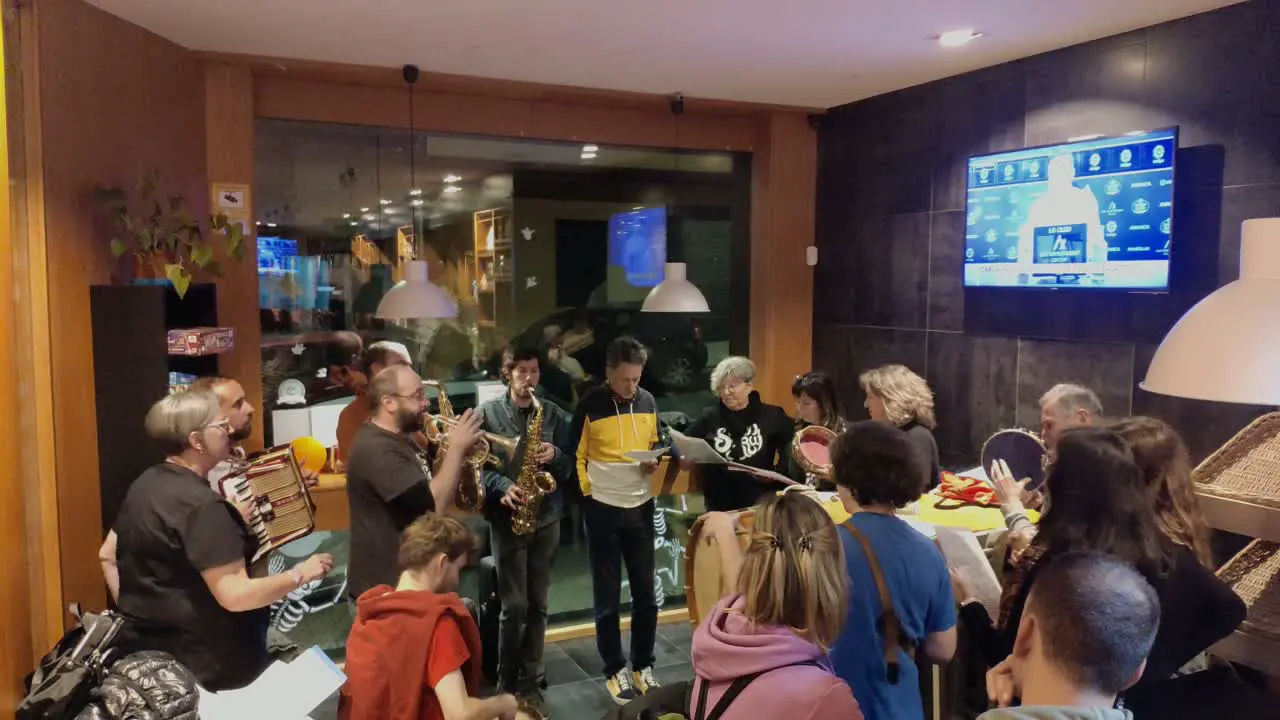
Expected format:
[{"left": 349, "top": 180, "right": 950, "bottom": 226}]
[
  {"left": 608, "top": 207, "right": 667, "bottom": 288},
  {"left": 258, "top": 236, "right": 297, "bottom": 276},
  {"left": 963, "top": 128, "right": 1177, "bottom": 290}
]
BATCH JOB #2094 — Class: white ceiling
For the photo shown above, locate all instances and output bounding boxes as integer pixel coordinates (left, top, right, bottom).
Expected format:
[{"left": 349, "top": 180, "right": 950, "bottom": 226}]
[{"left": 88, "top": 0, "right": 1242, "bottom": 108}]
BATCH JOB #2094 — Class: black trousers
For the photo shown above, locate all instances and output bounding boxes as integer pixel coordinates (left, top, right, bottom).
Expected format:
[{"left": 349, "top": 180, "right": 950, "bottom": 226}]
[
  {"left": 490, "top": 519, "right": 560, "bottom": 693},
  {"left": 584, "top": 497, "right": 658, "bottom": 677}
]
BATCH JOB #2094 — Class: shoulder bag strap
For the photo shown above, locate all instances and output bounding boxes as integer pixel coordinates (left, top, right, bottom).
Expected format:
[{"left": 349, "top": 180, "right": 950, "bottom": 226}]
[
  {"left": 695, "top": 661, "right": 823, "bottom": 720},
  {"left": 842, "top": 520, "right": 912, "bottom": 684}
]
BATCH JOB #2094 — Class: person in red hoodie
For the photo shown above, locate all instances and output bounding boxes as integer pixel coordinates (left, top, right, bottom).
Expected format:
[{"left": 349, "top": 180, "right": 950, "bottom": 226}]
[{"left": 341, "top": 513, "right": 522, "bottom": 720}]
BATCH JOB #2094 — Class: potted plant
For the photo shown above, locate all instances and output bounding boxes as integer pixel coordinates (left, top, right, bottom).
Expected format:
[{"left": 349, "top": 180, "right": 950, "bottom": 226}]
[{"left": 96, "top": 171, "right": 247, "bottom": 299}]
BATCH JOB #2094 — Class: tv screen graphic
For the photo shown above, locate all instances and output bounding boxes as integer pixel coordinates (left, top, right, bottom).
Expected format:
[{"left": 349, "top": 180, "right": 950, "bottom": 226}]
[
  {"left": 608, "top": 207, "right": 667, "bottom": 288},
  {"left": 257, "top": 236, "right": 298, "bottom": 277},
  {"left": 963, "top": 128, "right": 1177, "bottom": 290}
]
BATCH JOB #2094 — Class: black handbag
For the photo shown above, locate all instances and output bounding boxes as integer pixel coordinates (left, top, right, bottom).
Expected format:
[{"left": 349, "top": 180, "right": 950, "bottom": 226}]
[{"left": 18, "top": 606, "right": 126, "bottom": 720}]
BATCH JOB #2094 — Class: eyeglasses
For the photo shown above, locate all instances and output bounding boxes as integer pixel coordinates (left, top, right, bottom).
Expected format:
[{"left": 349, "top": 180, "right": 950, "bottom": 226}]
[
  {"left": 201, "top": 419, "right": 233, "bottom": 435},
  {"left": 391, "top": 391, "right": 428, "bottom": 402}
]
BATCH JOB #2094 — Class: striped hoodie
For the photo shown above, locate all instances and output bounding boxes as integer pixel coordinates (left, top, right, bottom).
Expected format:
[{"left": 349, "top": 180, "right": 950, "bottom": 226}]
[{"left": 571, "top": 385, "right": 662, "bottom": 508}]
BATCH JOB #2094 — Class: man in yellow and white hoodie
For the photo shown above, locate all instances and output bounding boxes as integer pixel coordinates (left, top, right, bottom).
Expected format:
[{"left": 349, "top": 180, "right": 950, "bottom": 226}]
[{"left": 571, "top": 336, "right": 666, "bottom": 706}]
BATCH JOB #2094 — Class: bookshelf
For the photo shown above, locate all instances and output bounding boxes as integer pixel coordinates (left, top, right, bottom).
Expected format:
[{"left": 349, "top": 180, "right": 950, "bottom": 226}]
[{"left": 472, "top": 208, "right": 514, "bottom": 329}]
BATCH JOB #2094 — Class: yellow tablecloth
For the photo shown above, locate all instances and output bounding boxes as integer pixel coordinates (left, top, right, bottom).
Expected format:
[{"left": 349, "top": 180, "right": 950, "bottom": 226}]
[{"left": 820, "top": 493, "right": 1039, "bottom": 533}]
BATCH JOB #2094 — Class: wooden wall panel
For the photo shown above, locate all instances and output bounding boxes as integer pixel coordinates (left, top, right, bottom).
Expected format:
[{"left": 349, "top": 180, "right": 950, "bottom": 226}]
[
  {"left": 254, "top": 76, "right": 758, "bottom": 152},
  {"left": 750, "top": 113, "right": 818, "bottom": 406},
  {"left": 0, "top": 9, "right": 36, "bottom": 711},
  {"left": 36, "top": 0, "right": 207, "bottom": 617},
  {"left": 206, "top": 63, "right": 264, "bottom": 451}
]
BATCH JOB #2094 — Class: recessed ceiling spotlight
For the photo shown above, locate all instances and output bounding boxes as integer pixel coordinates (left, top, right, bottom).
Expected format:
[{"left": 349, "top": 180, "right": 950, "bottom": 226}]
[
  {"left": 266, "top": 222, "right": 278, "bottom": 228},
  {"left": 411, "top": 198, "right": 426, "bottom": 207},
  {"left": 409, "top": 188, "right": 423, "bottom": 197},
  {"left": 255, "top": 221, "right": 262, "bottom": 226},
  {"left": 937, "top": 29, "right": 983, "bottom": 48},
  {"left": 349, "top": 221, "right": 358, "bottom": 227},
  {"left": 581, "top": 152, "right": 598, "bottom": 160},
  {"left": 442, "top": 174, "right": 462, "bottom": 183},
  {"left": 385, "top": 206, "right": 398, "bottom": 214},
  {"left": 443, "top": 186, "right": 462, "bottom": 194},
  {"left": 379, "top": 198, "right": 392, "bottom": 206},
  {"left": 582, "top": 145, "right": 599, "bottom": 153},
  {"left": 342, "top": 212, "right": 352, "bottom": 219},
  {"left": 360, "top": 206, "right": 370, "bottom": 212},
  {"left": 363, "top": 213, "right": 376, "bottom": 221}
]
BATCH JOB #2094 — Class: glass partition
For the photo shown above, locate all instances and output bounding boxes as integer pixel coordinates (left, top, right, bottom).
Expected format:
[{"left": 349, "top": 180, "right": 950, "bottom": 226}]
[{"left": 253, "top": 119, "right": 751, "bottom": 657}]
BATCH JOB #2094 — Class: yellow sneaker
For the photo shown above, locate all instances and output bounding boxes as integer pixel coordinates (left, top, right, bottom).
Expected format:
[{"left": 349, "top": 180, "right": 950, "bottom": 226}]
[
  {"left": 633, "top": 666, "right": 660, "bottom": 694},
  {"left": 606, "top": 668, "right": 637, "bottom": 706}
]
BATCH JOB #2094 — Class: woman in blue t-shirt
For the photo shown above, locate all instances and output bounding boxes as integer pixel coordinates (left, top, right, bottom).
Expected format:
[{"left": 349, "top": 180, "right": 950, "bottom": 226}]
[{"left": 827, "top": 421, "right": 958, "bottom": 720}]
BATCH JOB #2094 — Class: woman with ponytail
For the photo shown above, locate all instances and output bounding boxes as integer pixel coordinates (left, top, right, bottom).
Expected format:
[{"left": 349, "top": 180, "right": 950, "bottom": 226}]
[{"left": 691, "top": 492, "right": 862, "bottom": 720}]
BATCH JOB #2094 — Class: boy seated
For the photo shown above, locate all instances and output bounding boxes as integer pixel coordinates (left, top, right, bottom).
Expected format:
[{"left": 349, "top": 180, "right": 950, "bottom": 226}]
[
  {"left": 981, "top": 551, "right": 1160, "bottom": 719},
  {"left": 341, "top": 514, "right": 522, "bottom": 720}
]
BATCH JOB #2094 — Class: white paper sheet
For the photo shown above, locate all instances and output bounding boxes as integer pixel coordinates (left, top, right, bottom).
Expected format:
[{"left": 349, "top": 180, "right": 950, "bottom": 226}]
[
  {"left": 198, "top": 646, "right": 346, "bottom": 720},
  {"left": 668, "top": 429, "right": 729, "bottom": 464},
  {"left": 935, "top": 526, "right": 1002, "bottom": 617}
]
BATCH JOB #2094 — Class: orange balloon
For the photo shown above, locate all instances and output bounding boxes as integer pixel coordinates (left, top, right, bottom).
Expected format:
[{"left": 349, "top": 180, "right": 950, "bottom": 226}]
[{"left": 290, "top": 436, "right": 327, "bottom": 474}]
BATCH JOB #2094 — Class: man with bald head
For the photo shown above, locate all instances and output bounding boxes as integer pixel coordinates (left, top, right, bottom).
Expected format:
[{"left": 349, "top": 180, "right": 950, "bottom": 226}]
[
  {"left": 1039, "top": 383, "right": 1102, "bottom": 452},
  {"left": 345, "top": 364, "right": 483, "bottom": 599}
]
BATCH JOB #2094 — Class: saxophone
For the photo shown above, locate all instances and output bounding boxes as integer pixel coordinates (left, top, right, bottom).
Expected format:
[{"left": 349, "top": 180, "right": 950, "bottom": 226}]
[{"left": 511, "top": 394, "right": 558, "bottom": 536}]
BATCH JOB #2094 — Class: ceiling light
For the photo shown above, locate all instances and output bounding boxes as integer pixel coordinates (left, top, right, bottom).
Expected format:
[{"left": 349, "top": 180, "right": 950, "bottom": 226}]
[
  {"left": 582, "top": 145, "right": 599, "bottom": 153},
  {"left": 379, "top": 198, "right": 392, "bottom": 206},
  {"left": 349, "top": 221, "right": 358, "bottom": 227},
  {"left": 342, "top": 212, "right": 352, "bottom": 219},
  {"left": 360, "top": 207, "right": 370, "bottom": 212},
  {"left": 443, "top": 186, "right": 462, "bottom": 194},
  {"left": 582, "top": 152, "right": 598, "bottom": 160},
  {"left": 363, "top": 214, "right": 376, "bottom": 221},
  {"left": 642, "top": 263, "right": 710, "bottom": 313},
  {"left": 937, "top": 29, "right": 983, "bottom": 48},
  {"left": 1142, "top": 218, "right": 1280, "bottom": 404},
  {"left": 376, "top": 260, "right": 458, "bottom": 320},
  {"left": 409, "top": 188, "right": 423, "bottom": 197},
  {"left": 267, "top": 222, "right": 278, "bottom": 228},
  {"left": 443, "top": 174, "right": 461, "bottom": 183},
  {"left": 411, "top": 198, "right": 426, "bottom": 207},
  {"left": 255, "top": 221, "right": 262, "bottom": 226}
]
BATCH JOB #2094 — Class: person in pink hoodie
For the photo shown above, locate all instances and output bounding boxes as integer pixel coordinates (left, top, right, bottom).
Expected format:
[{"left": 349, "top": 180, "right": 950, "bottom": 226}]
[{"left": 691, "top": 491, "right": 863, "bottom": 720}]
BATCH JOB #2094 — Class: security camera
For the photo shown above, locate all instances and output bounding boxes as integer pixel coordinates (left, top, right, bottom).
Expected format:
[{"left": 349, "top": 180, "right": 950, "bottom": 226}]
[
  {"left": 670, "top": 93, "right": 685, "bottom": 116},
  {"left": 402, "top": 64, "right": 420, "bottom": 85}
]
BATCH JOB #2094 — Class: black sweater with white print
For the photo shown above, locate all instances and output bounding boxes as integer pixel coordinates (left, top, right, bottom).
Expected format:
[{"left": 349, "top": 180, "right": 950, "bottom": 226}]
[{"left": 686, "top": 391, "right": 794, "bottom": 511}]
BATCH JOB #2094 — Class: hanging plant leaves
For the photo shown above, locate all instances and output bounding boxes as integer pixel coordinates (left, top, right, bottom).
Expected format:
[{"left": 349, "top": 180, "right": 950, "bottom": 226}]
[
  {"left": 109, "top": 238, "right": 126, "bottom": 258},
  {"left": 190, "top": 241, "right": 213, "bottom": 268},
  {"left": 165, "top": 263, "right": 192, "bottom": 299}
]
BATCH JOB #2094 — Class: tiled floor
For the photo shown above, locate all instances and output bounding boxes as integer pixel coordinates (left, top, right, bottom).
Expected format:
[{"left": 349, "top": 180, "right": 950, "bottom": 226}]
[
  {"left": 308, "top": 621, "right": 695, "bottom": 720},
  {"left": 542, "top": 622, "right": 695, "bottom": 719}
]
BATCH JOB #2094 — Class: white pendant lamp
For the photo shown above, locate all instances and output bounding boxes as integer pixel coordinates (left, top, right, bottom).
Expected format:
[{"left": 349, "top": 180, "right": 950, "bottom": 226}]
[
  {"left": 1141, "top": 218, "right": 1280, "bottom": 405},
  {"left": 642, "top": 262, "right": 710, "bottom": 313},
  {"left": 375, "top": 260, "right": 458, "bottom": 319}
]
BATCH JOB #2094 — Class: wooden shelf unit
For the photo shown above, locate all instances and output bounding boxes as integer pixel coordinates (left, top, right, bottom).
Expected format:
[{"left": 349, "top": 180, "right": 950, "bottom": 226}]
[{"left": 472, "top": 207, "right": 515, "bottom": 328}]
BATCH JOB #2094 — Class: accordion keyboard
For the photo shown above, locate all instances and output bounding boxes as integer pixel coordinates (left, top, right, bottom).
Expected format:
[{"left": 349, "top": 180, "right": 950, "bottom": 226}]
[{"left": 221, "top": 448, "right": 315, "bottom": 560}]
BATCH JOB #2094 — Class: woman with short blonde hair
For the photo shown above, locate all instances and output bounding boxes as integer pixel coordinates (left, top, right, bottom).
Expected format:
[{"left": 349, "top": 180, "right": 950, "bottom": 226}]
[
  {"left": 686, "top": 356, "right": 795, "bottom": 511},
  {"left": 859, "top": 364, "right": 940, "bottom": 490},
  {"left": 691, "top": 492, "right": 862, "bottom": 719}
]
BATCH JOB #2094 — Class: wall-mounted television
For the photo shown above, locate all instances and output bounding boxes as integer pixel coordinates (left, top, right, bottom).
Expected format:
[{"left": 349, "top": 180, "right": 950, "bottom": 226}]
[
  {"left": 608, "top": 206, "right": 667, "bottom": 288},
  {"left": 257, "top": 236, "right": 298, "bottom": 276},
  {"left": 963, "top": 128, "right": 1177, "bottom": 290}
]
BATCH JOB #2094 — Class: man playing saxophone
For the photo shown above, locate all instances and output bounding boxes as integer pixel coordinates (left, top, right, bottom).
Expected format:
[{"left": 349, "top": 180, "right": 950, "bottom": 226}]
[{"left": 479, "top": 345, "right": 573, "bottom": 718}]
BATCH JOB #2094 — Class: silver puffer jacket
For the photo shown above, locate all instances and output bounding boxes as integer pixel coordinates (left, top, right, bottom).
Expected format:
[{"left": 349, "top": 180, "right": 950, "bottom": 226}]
[{"left": 75, "top": 652, "right": 198, "bottom": 720}]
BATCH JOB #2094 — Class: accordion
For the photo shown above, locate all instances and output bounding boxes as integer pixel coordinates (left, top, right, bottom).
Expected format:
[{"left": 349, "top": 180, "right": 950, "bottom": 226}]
[{"left": 217, "top": 445, "right": 316, "bottom": 563}]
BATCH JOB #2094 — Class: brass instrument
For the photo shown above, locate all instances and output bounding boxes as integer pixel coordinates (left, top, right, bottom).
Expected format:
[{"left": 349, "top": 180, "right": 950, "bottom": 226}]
[
  {"left": 791, "top": 424, "right": 838, "bottom": 477},
  {"left": 421, "top": 379, "right": 518, "bottom": 512},
  {"left": 511, "top": 394, "right": 557, "bottom": 536}
]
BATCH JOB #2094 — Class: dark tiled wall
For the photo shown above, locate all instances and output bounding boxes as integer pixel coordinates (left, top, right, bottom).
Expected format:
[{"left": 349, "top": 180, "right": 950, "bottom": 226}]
[{"left": 815, "top": 0, "right": 1280, "bottom": 466}]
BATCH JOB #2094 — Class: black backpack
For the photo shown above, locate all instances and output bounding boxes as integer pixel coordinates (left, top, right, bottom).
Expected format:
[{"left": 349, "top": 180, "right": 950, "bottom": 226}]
[{"left": 18, "top": 606, "right": 125, "bottom": 720}]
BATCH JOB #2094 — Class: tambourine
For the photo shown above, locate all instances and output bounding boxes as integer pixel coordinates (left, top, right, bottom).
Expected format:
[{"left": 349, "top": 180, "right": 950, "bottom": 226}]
[{"left": 980, "top": 428, "right": 1049, "bottom": 491}]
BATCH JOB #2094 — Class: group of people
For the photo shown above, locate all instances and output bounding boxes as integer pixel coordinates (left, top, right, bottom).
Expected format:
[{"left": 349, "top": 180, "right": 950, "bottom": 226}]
[{"left": 94, "top": 333, "right": 1249, "bottom": 720}]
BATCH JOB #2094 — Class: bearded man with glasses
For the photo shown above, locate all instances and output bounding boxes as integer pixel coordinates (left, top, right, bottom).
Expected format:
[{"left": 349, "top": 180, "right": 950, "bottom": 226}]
[{"left": 345, "top": 365, "right": 483, "bottom": 600}]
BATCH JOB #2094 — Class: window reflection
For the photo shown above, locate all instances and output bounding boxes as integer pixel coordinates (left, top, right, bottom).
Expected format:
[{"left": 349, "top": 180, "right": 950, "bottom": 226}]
[{"left": 254, "top": 119, "right": 749, "bottom": 656}]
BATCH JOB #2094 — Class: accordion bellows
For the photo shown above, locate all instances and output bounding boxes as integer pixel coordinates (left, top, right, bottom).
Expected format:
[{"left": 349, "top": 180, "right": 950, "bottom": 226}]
[{"left": 218, "top": 446, "right": 315, "bottom": 563}]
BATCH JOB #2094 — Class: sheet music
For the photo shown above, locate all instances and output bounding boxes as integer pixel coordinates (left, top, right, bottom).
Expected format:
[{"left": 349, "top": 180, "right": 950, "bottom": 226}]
[
  {"left": 624, "top": 448, "right": 669, "bottom": 462},
  {"left": 198, "top": 646, "right": 345, "bottom": 720},
  {"left": 668, "top": 429, "right": 729, "bottom": 464},
  {"left": 935, "top": 526, "right": 1002, "bottom": 617}
]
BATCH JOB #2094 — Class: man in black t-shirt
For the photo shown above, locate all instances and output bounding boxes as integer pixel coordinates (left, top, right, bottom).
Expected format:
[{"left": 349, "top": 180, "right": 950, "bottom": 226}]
[{"left": 345, "top": 365, "right": 483, "bottom": 599}]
